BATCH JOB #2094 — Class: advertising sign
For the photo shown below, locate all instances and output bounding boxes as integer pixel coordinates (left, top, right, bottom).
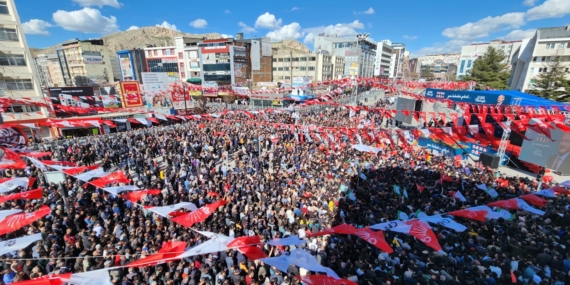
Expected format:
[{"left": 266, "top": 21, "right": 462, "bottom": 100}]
[
  {"left": 251, "top": 40, "right": 261, "bottom": 71},
  {"left": 119, "top": 81, "right": 143, "bottom": 107},
  {"left": 291, "top": 77, "right": 311, "bottom": 96},
  {"left": 202, "top": 53, "right": 217, "bottom": 65},
  {"left": 425, "top": 89, "right": 511, "bottom": 105},
  {"left": 203, "top": 81, "right": 219, "bottom": 96},
  {"left": 84, "top": 55, "right": 103, "bottom": 64},
  {"left": 171, "top": 86, "right": 192, "bottom": 109},
  {"left": 233, "top": 46, "right": 247, "bottom": 63},
  {"left": 119, "top": 53, "right": 134, "bottom": 81},
  {"left": 140, "top": 72, "right": 172, "bottom": 108},
  {"left": 349, "top": 62, "right": 358, "bottom": 76},
  {"left": 48, "top": 87, "right": 100, "bottom": 117},
  {"left": 417, "top": 137, "right": 462, "bottom": 157},
  {"left": 519, "top": 127, "right": 570, "bottom": 174},
  {"left": 261, "top": 37, "right": 272, "bottom": 57},
  {"left": 394, "top": 97, "right": 415, "bottom": 125},
  {"left": 99, "top": 86, "right": 122, "bottom": 109}
]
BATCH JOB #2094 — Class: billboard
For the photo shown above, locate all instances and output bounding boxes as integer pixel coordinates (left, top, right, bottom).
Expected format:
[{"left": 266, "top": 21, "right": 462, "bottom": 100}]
[
  {"left": 171, "top": 85, "right": 192, "bottom": 109},
  {"left": 394, "top": 97, "right": 416, "bottom": 125},
  {"left": 349, "top": 62, "right": 358, "bottom": 75},
  {"left": 99, "top": 86, "right": 122, "bottom": 109},
  {"left": 140, "top": 72, "right": 171, "bottom": 108},
  {"left": 84, "top": 55, "right": 103, "bottom": 64},
  {"left": 119, "top": 53, "right": 134, "bottom": 81},
  {"left": 425, "top": 89, "right": 511, "bottom": 105},
  {"left": 519, "top": 127, "right": 570, "bottom": 174},
  {"left": 48, "top": 87, "right": 100, "bottom": 117},
  {"left": 261, "top": 37, "right": 272, "bottom": 57},
  {"left": 251, "top": 40, "right": 261, "bottom": 71},
  {"left": 119, "top": 81, "right": 143, "bottom": 107},
  {"left": 417, "top": 137, "right": 462, "bottom": 157}
]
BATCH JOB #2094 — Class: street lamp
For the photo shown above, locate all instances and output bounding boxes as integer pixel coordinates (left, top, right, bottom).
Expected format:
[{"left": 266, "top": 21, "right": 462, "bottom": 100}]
[{"left": 354, "top": 33, "right": 369, "bottom": 105}]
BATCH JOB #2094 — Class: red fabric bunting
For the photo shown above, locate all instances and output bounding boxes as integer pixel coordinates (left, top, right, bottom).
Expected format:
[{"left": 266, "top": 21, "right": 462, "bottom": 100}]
[
  {"left": 0, "top": 205, "right": 50, "bottom": 235},
  {"left": 448, "top": 209, "right": 488, "bottom": 222},
  {"left": 0, "top": 188, "right": 43, "bottom": 204},
  {"left": 171, "top": 200, "right": 227, "bottom": 228}
]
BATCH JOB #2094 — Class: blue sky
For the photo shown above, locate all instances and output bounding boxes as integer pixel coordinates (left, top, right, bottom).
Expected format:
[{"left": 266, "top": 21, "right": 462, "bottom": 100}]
[{"left": 19, "top": 0, "right": 570, "bottom": 56}]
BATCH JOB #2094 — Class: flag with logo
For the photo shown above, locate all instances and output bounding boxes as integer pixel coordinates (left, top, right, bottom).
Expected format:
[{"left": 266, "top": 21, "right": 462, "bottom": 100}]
[{"left": 397, "top": 211, "right": 409, "bottom": 221}]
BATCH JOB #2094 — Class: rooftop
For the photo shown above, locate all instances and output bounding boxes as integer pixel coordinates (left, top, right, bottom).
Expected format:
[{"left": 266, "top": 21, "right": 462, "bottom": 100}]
[{"left": 537, "top": 25, "right": 570, "bottom": 40}]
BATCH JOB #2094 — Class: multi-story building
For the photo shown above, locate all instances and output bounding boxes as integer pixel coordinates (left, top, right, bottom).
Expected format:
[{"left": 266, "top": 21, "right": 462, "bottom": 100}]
[
  {"left": 0, "top": 0, "right": 47, "bottom": 123},
  {"left": 56, "top": 39, "right": 115, "bottom": 86},
  {"left": 416, "top": 53, "right": 460, "bottom": 79},
  {"left": 198, "top": 38, "right": 234, "bottom": 86},
  {"left": 234, "top": 34, "right": 273, "bottom": 86},
  {"left": 46, "top": 54, "right": 65, "bottom": 87},
  {"left": 173, "top": 37, "right": 201, "bottom": 84},
  {"left": 116, "top": 48, "right": 147, "bottom": 82},
  {"left": 34, "top": 54, "right": 53, "bottom": 87},
  {"left": 509, "top": 26, "right": 570, "bottom": 92},
  {"left": 457, "top": 40, "right": 522, "bottom": 78},
  {"left": 386, "top": 41, "right": 407, "bottom": 79},
  {"left": 143, "top": 45, "right": 179, "bottom": 83},
  {"left": 271, "top": 52, "right": 344, "bottom": 82},
  {"left": 314, "top": 34, "right": 376, "bottom": 77},
  {"left": 374, "top": 41, "right": 393, "bottom": 77},
  {"left": 407, "top": 58, "right": 419, "bottom": 74}
]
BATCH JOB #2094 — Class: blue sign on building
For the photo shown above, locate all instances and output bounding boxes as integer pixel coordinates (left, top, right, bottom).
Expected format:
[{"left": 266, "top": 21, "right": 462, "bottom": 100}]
[{"left": 425, "top": 89, "right": 512, "bottom": 105}]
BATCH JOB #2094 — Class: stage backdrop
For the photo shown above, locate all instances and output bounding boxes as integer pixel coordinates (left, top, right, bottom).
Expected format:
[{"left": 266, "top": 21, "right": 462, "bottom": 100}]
[{"left": 519, "top": 128, "right": 570, "bottom": 174}]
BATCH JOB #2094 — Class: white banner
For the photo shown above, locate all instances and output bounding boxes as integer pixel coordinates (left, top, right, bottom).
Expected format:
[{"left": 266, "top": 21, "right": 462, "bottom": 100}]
[
  {"left": 0, "top": 177, "right": 29, "bottom": 193},
  {"left": 146, "top": 202, "right": 198, "bottom": 217},
  {"left": 74, "top": 168, "right": 108, "bottom": 182},
  {"left": 0, "top": 233, "right": 42, "bottom": 256}
]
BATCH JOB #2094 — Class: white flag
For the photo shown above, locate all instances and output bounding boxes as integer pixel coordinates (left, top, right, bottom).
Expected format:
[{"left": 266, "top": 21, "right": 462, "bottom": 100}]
[
  {"left": 68, "top": 268, "right": 113, "bottom": 285},
  {"left": 101, "top": 185, "right": 140, "bottom": 196},
  {"left": 24, "top": 157, "right": 48, "bottom": 171},
  {"left": 454, "top": 191, "right": 467, "bottom": 202},
  {"left": 516, "top": 198, "right": 545, "bottom": 216},
  {"left": 420, "top": 215, "right": 467, "bottom": 232},
  {"left": 0, "top": 177, "right": 29, "bottom": 193},
  {"left": 370, "top": 220, "right": 412, "bottom": 233},
  {"left": 0, "top": 233, "right": 42, "bottom": 256},
  {"left": 74, "top": 168, "right": 108, "bottom": 182},
  {"left": 146, "top": 202, "right": 198, "bottom": 218}
]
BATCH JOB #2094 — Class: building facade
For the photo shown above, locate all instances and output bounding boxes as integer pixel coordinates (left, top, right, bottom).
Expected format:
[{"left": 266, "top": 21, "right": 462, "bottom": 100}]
[
  {"left": 46, "top": 54, "right": 65, "bottom": 87},
  {"left": 457, "top": 40, "right": 522, "bottom": 78},
  {"left": 34, "top": 54, "right": 53, "bottom": 87},
  {"left": 235, "top": 35, "right": 273, "bottom": 86},
  {"left": 386, "top": 41, "right": 407, "bottom": 79},
  {"left": 271, "top": 52, "right": 344, "bottom": 83},
  {"left": 0, "top": 0, "right": 47, "bottom": 123},
  {"left": 116, "top": 48, "right": 147, "bottom": 82},
  {"left": 314, "top": 34, "right": 376, "bottom": 77},
  {"left": 55, "top": 39, "right": 115, "bottom": 87},
  {"left": 416, "top": 53, "right": 460, "bottom": 79},
  {"left": 143, "top": 45, "right": 179, "bottom": 83},
  {"left": 509, "top": 26, "right": 570, "bottom": 92},
  {"left": 374, "top": 41, "right": 393, "bottom": 77},
  {"left": 173, "top": 37, "right": 201, "bottom": 83}
]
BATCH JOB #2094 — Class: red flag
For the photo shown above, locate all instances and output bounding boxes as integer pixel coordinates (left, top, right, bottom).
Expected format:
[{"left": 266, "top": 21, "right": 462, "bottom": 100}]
[
  {"left": 309, "top": 223, "right": 357, "bottom": 237},
  {"left": 448, "top": 209, "right": 487, "bottom": 222},
  {"left": 23, "top": 152, "right": 52, "bottom": 158},
  {"left": 40, "top": 160, "right": 77, "bottom": 167},
  {"left": 511, "top": 271, "right": 516, "bottom": 283},
  {"left": 227, "top": 236, "right": 262, "bottom": 248},
  {"left": 0, "top": 188, "right": 43, "bottom": 204},
  {"left": 487, "top": 198, "right": 518, "bottom": 210},
  {"left": 0, "top": 205, "right": 50, "bottom": 235},
  {"left": 171, "top": 200, "right": 227, "bottom": 228},
  {"left": 527, "top": 118, "right": 555, "bottom": 141},
  {"left": 242, "top": 110, "right": 255, "bottom": 119},
  {"left": 416, "top": 184, "right": 425, "bottom": 193},
  {"left": 0, "top": 148, "right": 27, "bottom": 170},
  {"left": 120, "top": 190, "right": 161, "bottom": 203},
  {"left": 127, "top": 241, "right": 187, "bottom": 267},
  {"left": 10, "top": 273, "right": 72, "bottom": 285},
  {"left": 238, "top": 246, "right": 267, "bottom": 260},
  {"left": 62, "top": 165, "right": 100, "bottom": 176},
  {"left": 89, "top": 171, "right": 130, "bottom": 188},
  {"left": 462, "top": 114, "right": 471, "bottom": 125},
  {"left": 519, "top": 194, "right": 548, "bottom": 207},
  {"left": 354, "top": 228, "right": 393, "bottom": 253},
  {"left": 497, "top": 178, "right": 509, "bottom": 188},
  {"left": 296, "top": 275, "right": 358, "bottom": 285},
  {"left": 406, "top": 220, "right": 442, "bottom": 251}
]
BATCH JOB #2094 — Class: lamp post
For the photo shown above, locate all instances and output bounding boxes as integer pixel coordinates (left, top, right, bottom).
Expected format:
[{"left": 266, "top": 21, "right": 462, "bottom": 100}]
[{"left": 354, "top": 33, "right": 369, "bottom": 105}]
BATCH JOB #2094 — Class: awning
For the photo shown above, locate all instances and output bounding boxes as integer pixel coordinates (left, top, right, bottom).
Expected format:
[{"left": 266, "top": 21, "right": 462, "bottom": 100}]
[
  {"left": 154, "top": 114, "right": 168, "bottom": 121},
  {"left": 186, "top": 78, "right": 201, "bottom": 84}
]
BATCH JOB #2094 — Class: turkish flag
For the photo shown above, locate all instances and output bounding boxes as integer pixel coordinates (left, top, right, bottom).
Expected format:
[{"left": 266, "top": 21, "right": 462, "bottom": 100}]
[
  {"left": 171, "top": 200, "right": 227, "bottom": 228},
  {"left": 450, "top": 114, "right": 458, "bottom": 126},
  {"left": 127, "top": 241, "right": 187, "bottom": 267},
  {"left": 448, "top": 209, "right": 487, "bottom": 222},
  {"left": 23, "top": 152, "right": 52, "bottom": 158},
  {"left": 40, "top": 160, "right": 76, "bottom": 167},
  {"left": 120, "top": 190, "right": 161, "bottom": 203},
  {"left": 227, "top": 236, "right": 262, "bottom": 248},
  {"left": 406, "top": 220, "right": 442, "bottom": 251},
  {"left": 416, "top": 184, "right": 425, "bottom": 193},
  {"left": 238, "top": 246, "right": 267, "bottom": 260},
  {"left": 0, "top": 188, "right": 43, "bottom": 204},
  {"left": 89, "top": 171, "right": 130, "bottom": 188},
  {"left": 462, "top": 114, "right": 471, "bottom": 125},
  {"left": 62, "top": 165, "right": 101, "bottom": 176},
  {"left": 520, "top": 194, "right": 548, "bottom": 207},
  {"left": 0, "top": 148, "right": 27, "bottom": 170},
  {"left": 354, "top": 228, "right": 393, "bottom": 253},
  {"left": 0, "top": 205, "right": 50, "bottom": 235},
  {"left": 487, "top": 198, "right": 518, "bottom": 210}
]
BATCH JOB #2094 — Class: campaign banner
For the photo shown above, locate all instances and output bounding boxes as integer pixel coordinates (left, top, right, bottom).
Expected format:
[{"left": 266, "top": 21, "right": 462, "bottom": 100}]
[
  {"left": 519, "top": 128, "right": 570, "bottom": 174},
  {"left": 48, "top": 87, "right": 100, "bottom": 117},
  {"left": 425, "top": 89, "right": 511, "bottom": 105},
  {"left": 120, "top": 81, "right": 143, "bottom": 107},
  {"left": 171, "top": 88, "right": 192, "bottom": 109},
  {"left": 417, "top": 137, "right": 462, "bottom": 156}
]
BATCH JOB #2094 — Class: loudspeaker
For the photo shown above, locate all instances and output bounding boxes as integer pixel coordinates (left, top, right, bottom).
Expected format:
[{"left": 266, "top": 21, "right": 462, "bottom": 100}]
[
  {"left": 414, "top": 100, "right": 423, "bottom": 112},
  {"left": 479, "top": 153, "right": 500, "bottom": 169}
]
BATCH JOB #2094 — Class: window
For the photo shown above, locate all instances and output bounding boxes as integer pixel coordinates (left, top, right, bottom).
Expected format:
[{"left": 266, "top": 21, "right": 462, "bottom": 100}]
[
  {"left": 308, "top": 67, "right": 315, "bottom": 71},
  {"left": 293, "top": 57, "right": 299, "bottom": 61},
  {"left": 541, "top": 56, "right": 546, "bottom": 62},
  {"left": 278, "top": 58, "right": 283, "bottom": 62},
  {"left": 533, "top": 57, "right": 537, "bottom": 62},
  {"left": 0, "top": 54, "right": 25, "bottom": 66},
  {"left": 278, "top": 67, "right": 283, "bottom": 71},
  {"left": 285, "top": 76, "right": 290, "bottom": 80},
  {"left": 272, "top": 67, "right": 277, "bottom": 71},
  {"left": 272, "top": 58, "right": 277, "bottom": 62},
  {"left": 0, "top": 1, "right": 9, "bottom": 14},
  {"left": 300, "top": 57, "right": 307, "bottom": 61},
  {"left": 284, "top": 67, "right": 289, "bottom": 71},
  {"left": 467, "top": 60, "right": 472, "bottom": 68},
  {"left": 546, "top": 43, "right": 555, "bottom": 49},
  {"left": 0, "top": 28, "right": 18, "bottom": 41},
  {"left": 284, "top": 58, "right": 290, "bottom": 62},
  {"left": 181, "top": 72, "right": 185, "bottom": 78},
  {"left": 299, "top": 67, "right": 306, "bottom": 71},
  {"left": 10, "top": 105, "right": 24, "bottom": 113},
  {"left": 153, "top": 50, "right": 158, "bottom": 56},
  {"left": 170, "top": 49, "right": 175, "bottom": 55},
  {"left": 566, "top": 68, "right": 569, "bottom": 72},
  {"left": 459, "top": 60, "right": 466, "bottom": 73},
  {"left": 0, "top": 79, "right": 33, "bottom": 90},
  {"left": 179, "top": 62, "right": 184, "bottom": 70},
  {"left": 309, "top": 57, "right": 316, "bottom": 61},
  {"left": 178, "top": 52, "right": 183, "bottom": 59}
]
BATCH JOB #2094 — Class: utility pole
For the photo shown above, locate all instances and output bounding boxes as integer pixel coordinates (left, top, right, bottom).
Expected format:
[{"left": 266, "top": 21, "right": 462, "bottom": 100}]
[
  {"left": 182, "top": 81, "right": 188, "bottom": 113},
  {"left": 290, "top": 50, "right": 293, "bottom": 87}
]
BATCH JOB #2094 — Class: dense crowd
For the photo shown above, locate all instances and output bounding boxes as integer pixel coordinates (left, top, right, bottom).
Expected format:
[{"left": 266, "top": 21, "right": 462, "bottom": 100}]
[{"left": 0, "top": 104, "right": 569, "bottom": 285}]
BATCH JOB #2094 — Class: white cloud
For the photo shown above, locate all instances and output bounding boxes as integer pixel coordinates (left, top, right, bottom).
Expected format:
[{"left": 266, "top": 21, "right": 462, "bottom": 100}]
[
  {"left": 413, "top": 40, "right": 470, "bottom": 57},
  {"left": 221, "top": 34, "right": 233, "bottom": 39},
  {"left": 72, "top": 0, "right": 121, "bottom": 8},
  {"left": 525, "top": 0, "right": 570, "bottom": 20},
  {"left": 523, "top": 0, "right": 536, "bottom": 6},
  {"left": 156, "top": 21, "right": 178, "bottom": 31},
  {"left": 501, "top": 29, "right": 536, "bottom": 40},
  {"left": 22, "top": 19, "right": 53, "bottom": 35},
  {"left": 238, "top": 22, "right": 256, "bottom": 33},
  {"left": 255, "top": 12, "right": 282, "bottom": 29},
  {"left": 53, "top": 8, "right": 118, "bottom": 34},
  {"left": 403, "top": 35, "right": 417, "bottom": 40},
  {"left": 126, "top": 26, "right": 139, "bottom": 31},
  {"left": 190, "top": 19, "right": 208, "bottom": 29},
  {"left": 442, "top": 12, "right": 525, "bottom": 40},
  {"left": 354, "top": 7, "right": 374, "bottom": 15},
  {"left": 303, "top": 20, "right": 364, "bottom": 44},
  {"left": 291, "top": 7, "right": 299, "bottom": 11},
  {"left": 266, "top": 22, "right": 303, "bottom": 41},
  {"left": 224, "top": 9, "right": 231, "bottom": 14}
]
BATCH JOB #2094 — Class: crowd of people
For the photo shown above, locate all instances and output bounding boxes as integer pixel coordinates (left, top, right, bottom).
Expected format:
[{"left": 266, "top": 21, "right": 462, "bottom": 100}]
[{"left": 0, "top": 101, "right": 569, "bottom": 285}]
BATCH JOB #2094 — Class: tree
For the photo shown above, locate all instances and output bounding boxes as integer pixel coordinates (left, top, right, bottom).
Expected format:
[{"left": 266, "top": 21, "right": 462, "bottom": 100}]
[
  {"left": 462, "top": 46, "right": 511, "bottom": 90},
  {"left": 528, "top": 56, "right": 570, "bottom": 101},
  {"left": 420, "top": 68, "right": 433, "bottom": 79}
]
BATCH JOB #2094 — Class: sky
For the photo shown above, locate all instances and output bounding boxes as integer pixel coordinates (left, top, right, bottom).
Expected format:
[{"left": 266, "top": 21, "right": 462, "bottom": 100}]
[{"left": 19, "top": 0, "right": 570, "bottom": 56}]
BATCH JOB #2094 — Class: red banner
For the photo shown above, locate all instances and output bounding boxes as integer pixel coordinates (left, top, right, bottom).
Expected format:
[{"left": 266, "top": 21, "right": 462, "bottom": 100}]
[
  {"left": 0, "top": 205, "right": 50, "bottom": 235},
  {"left": 171, "top": 200, "right": 227, "bottom": 228},
  {"left": 120, "top": 81, "right": 143, "bottom": 107},
  {"left": 0, "top": 188, "right": 43, "bottom": 204}
]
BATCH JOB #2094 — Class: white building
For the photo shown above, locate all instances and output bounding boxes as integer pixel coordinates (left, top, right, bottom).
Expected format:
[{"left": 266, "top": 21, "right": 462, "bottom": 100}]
[
  {"left": 271, "top": 52, "right": 344, "bottom": 82},
  {"left": 389, "top": 42, "right": 407, "bottom": 79},
  {"left": 313, "top": 34, "right": 376, "bottom": 77},
  {"left": 55, "top": 39, "right": 115, "bottom": 86},
  {"left": 34, "top": 54, "right": 53, "bottom": 87},
  {"left": 374, "top": 41, "right": 393, "bottom": 77},
  {"left": 509, "top": 26, "right": 570, "bottom": 92},
  {"left": 0, "top": 0, "right": 48, "bottom": 123},
  {"left": 174, "top": 36, "right": 201, "bottom": 83},
  {"left": 457, "top": 40, "right": 522, "bottom": 78}
]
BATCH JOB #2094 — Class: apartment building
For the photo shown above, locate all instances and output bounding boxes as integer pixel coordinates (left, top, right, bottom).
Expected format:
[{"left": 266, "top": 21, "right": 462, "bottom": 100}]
[
  {"left": 0, "top": 0, "right": 47, "bottom": 123},
  {"left": 509, "top": 26, "right": 570, "bottom": 92},
  {"left": 388, "top": 42, "right": 407, "bottom": 79},
  {"left": 46, "top": 54, "right": 65, "bottom": 87},
  {"left": 271, "top": 52, "right": 344, "bottom": 83},
  {"left": 374, "top": 41, "right": 393, "bottom": 77},
  {"left": 314, "top": 34, "right": 376, "bottom": 77},
  {"left": 56, "top": 38, "right": 115, "bottom": 86},
  {"left": 457, "top": 40, "right": 522, "bottom": 78},
  {"left": 34, "top": 53, "right": 53, "bottom": 87}
]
